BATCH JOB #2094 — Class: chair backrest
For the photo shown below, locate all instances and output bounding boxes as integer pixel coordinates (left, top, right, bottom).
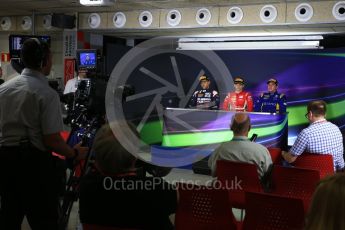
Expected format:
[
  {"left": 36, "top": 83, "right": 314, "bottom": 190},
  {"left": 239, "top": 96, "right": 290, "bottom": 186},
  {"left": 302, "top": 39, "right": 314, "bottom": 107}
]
[
  {"left": 271, "top": 166, "right": 320, "bottom": 212},
  {"left": 268, "top": 147, "right": 282, "bottom": 164},
  {"left": 243, "top": 192, "right": 305, "bottom": 230},
  {"left": 293, "top": 153, "right": 334, "bottom": 179},
  {"left": 83, "top": 224, "right": 139, "bottom": 230},
  {"left": 175, "top": 183, "right": 238, "bottom": 230},
  {"left": 216, "top": 160, "right": 263, "bottom": 209}
]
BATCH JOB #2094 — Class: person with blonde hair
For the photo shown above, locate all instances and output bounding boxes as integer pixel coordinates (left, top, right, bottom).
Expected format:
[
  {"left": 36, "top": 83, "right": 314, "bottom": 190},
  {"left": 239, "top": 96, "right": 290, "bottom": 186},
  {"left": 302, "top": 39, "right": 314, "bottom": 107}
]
[{"left": 305, "top": 173, "right": 345, "bottom": 230}]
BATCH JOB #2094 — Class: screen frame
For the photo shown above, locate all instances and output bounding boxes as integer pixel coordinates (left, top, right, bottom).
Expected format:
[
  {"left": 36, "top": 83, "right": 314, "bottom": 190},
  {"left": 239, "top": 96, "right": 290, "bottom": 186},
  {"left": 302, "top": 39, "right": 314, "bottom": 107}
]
[
  {"left": 76, "top": 49, "right": 98, "bottom": 70},
  {"left": 9, "top": 34, "right": 51, "bottom": 59}
]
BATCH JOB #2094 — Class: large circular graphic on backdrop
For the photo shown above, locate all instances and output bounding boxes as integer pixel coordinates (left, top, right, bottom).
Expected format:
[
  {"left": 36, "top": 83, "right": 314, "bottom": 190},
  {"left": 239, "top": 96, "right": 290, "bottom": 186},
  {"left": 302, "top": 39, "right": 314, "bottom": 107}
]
[{"left": 106, "top": 37, "right": 234, "bottom": 167}]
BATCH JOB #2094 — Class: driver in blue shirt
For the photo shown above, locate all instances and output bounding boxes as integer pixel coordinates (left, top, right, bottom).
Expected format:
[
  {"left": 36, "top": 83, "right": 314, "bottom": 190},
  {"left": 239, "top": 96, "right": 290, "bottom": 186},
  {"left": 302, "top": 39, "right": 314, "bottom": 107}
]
[{"left": 255, "top": 78, "right": 287, "bottom": 114}]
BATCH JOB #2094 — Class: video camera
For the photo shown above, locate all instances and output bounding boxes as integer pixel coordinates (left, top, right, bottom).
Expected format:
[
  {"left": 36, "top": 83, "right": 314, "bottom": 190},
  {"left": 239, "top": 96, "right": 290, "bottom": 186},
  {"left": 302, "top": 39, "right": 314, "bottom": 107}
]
[
  {"left": 60, "top": 50, "right": 107, "bottom": 229},
  {"left": 63, "top": 49, "right": 107, "bottom": 127}
]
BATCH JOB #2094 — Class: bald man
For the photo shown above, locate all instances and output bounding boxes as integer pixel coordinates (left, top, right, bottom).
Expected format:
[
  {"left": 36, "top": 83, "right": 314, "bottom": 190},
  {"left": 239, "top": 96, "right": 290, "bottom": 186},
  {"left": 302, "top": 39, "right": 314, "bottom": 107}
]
[{"left": 208, "top": 113, "right": 272, "bottom": 179}]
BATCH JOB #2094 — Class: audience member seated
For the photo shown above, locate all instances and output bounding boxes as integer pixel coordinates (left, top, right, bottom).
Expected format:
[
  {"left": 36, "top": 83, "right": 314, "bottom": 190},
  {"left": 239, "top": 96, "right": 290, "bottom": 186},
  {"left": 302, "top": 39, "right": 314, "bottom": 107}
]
[
  {"left": 79, "top": 124, "right": 177, "bottom": 230},
  {"left": 305, "top": 173, "right": 345, "bottom": 230},
  {"left": 282, "top": 100, "right": 344, "bottom": 172},
  {"left": 208, "top": 113, "right": 273, "bottom": 179}
]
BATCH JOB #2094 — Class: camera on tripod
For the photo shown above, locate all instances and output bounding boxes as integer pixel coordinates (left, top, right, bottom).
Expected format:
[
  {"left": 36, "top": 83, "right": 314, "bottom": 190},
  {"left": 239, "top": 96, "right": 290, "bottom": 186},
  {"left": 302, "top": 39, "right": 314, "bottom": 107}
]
[
  {"left": 59, "top": 49, "right": 108, "bottom": 229},
  {"left": 63, "top": 49, "right": 107, "bottom": 127},
  {"left": 62, "top": 49, "right": 107, "bottom": 164}
]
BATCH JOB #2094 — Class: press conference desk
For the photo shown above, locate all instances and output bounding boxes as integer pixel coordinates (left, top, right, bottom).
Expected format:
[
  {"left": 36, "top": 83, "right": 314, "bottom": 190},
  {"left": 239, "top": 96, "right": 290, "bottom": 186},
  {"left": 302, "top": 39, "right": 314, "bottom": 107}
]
[
  {"left": 162, "top": 108, "right": 288, "bottom": 148},
  {"left": 150, "top": 108, "right": 288, "bottom": 172}
]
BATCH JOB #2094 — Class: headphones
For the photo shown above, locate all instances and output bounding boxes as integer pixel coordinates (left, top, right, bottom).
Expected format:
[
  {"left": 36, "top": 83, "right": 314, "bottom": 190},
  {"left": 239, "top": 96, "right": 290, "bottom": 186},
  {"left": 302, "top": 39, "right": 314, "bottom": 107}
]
[{"left": 31, "top": 38, "right": 49, "bottom": 68}]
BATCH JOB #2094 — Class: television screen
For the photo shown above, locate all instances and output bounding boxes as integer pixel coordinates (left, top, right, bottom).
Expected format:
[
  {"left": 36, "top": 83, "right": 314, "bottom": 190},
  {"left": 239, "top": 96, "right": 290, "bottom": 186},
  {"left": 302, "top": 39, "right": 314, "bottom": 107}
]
[
  {"left": 77, "top": 50, "right": 97, "bottom": 69},
  {"left": 9, "top": 35, "right": 51, "bottom": 59}
]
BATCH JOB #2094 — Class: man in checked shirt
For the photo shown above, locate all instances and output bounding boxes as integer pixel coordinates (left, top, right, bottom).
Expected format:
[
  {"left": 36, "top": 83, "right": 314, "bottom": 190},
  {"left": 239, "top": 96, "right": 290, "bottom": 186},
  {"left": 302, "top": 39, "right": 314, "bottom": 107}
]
[{"left": 282, "top": 100, "right": 344, "bottom": 172}]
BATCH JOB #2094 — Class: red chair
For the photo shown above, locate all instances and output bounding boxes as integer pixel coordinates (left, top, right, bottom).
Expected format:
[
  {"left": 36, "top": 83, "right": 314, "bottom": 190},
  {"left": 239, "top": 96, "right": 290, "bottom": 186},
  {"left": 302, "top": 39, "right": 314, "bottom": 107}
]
[
  {"left": 243, "top": 192, "right": 305, "bottom": 230},
  {"left": 83, "top": 224, "right": 138, "bottom": 230},
  {"left": 271, "top": 166, "right": 320, "bottom": 213},
  {"left": 293, "top": 153, "right": 334, "bottom": 179},
  {"left": 267, "top": 147, "right": 282, "bottom": 164},
  {"left": 216, "top": 160, "right": 263, "bottom": 209},
  {"left": 175, "top": 183, "right": 240, "bottom": 230}
]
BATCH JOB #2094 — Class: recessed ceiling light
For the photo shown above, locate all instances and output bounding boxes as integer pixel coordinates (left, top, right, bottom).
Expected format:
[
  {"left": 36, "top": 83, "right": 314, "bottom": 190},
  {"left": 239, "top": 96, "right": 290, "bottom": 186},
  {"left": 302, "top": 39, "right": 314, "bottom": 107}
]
[{"left": 80, "top": 0, "right": 115, "bottom": 6}]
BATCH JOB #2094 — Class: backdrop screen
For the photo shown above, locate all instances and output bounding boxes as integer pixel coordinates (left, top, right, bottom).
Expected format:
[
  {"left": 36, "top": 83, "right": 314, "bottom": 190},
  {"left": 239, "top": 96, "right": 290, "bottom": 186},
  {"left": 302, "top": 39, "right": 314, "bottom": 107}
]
[
  {"left": 112, "top": 47, "right": 345, "bottom": 147},
  {"left": 215, "top": 49, "right": 345, "bottom": 145}
]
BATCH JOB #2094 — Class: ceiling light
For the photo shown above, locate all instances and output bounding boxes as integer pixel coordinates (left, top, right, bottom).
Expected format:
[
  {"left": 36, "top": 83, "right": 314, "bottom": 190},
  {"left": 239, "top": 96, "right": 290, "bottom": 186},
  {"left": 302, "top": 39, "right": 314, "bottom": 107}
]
[
  {"left": 80, "top": 0, "right": 115, "bottom": 6},
  {"left": 177, "top": 36, "right": 323, "bottom": 50},
  {"left": 177, "top": 41, "right": 321, "bottom": 50}
]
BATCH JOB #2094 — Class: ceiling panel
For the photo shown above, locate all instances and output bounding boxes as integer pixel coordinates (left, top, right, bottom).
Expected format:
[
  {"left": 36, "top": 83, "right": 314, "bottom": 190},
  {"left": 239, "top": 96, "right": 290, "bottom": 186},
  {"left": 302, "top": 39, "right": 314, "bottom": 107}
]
[
  {"left": 0, "top": 0, "right": 343, "bottom": 37},
  {"left": 0, "top": 0, "right": 297, "bottom": 16}
]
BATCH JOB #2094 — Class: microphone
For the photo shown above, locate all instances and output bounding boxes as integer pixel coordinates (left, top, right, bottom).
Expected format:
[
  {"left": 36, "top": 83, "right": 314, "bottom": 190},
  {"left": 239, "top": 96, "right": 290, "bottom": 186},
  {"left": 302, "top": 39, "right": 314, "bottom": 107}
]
[{"left": 250, "top": 134, "right": 258, "bottom": 142}]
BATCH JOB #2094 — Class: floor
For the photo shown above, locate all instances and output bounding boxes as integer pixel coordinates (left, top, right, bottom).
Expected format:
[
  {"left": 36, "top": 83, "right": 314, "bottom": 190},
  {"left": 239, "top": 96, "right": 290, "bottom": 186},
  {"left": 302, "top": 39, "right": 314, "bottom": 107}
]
[{"left": 22, "top": 168, "right": 243, "bottom": 230}]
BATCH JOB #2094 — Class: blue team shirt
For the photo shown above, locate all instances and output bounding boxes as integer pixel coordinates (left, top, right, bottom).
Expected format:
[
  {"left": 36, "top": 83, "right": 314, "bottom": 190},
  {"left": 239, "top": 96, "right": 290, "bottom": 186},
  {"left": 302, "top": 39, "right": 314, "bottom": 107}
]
[{"left": 255, "top": 91, "right": 287, "bottom": 114}]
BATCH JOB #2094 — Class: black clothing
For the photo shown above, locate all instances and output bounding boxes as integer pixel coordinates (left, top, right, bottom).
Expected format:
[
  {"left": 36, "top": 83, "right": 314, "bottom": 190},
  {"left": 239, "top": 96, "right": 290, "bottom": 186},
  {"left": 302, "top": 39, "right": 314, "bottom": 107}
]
[
  {"left": 0, "top": 145, "right": 60, "bottom": 230},
  {"left": 79, "top": 172, "right": 177, "bottom": 230}
]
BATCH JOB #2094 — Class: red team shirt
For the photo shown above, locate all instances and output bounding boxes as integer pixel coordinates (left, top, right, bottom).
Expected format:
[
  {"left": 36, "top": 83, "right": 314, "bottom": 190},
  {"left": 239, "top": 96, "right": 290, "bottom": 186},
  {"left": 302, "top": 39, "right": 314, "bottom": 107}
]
[{"left": 222, "top": 91, "right": 254, "bottom": 112}]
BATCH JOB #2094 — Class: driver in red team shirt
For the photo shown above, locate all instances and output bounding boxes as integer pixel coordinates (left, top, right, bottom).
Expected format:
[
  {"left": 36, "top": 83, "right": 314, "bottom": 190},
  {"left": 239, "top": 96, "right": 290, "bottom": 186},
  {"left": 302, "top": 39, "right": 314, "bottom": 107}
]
[{"left": 223, "top": 77, "right": 253, "bottom": 112}]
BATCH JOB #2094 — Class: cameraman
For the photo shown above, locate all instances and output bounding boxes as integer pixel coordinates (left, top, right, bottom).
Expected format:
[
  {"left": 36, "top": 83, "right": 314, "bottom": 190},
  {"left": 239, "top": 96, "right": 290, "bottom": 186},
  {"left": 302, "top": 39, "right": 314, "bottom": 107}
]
[
  {"left": 63, "top": 66, "right": 88, "bottom": 95},
  {"left": 0, "top": 38, "right": 88, "bottom": 229}
]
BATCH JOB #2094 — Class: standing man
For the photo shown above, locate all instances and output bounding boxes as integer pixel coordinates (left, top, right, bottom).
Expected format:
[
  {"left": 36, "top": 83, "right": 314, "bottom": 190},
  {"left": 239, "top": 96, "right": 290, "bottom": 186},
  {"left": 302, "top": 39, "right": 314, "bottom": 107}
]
[
  {"left": 64, "top": 65, "right": 88, "bottom": 95},
  {"left": 282, "top": 100, "right": 344, "bottom": 172},
  {"left": 189, "top": 75, "right": 220, "bottom": 110},
  {"left": 222, "top": 77, "right": 253, "bottom": 112},
  {"left": 0, "top": 38, "right": 88, "bottom": 229},
  {"left": 255, "top": 78, "right": 287, "bottom": 113}
]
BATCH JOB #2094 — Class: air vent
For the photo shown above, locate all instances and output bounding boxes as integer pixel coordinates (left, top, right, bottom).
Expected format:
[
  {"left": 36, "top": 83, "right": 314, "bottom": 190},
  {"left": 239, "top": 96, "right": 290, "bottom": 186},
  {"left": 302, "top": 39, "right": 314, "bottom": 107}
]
[
  {"left": 196, "top": 8, "right": 211, "bottom": 25},
  {"left": 88, "top": 13, "right": 101, "bottom": 28},
  {"left": 43, "top": 15, "right": 52, "bottom": 30},
  {"left": 21, "top": 16, "right": 32, "bottom": 30},
  {"left": 113, "top": 12, "right": 126, "bottom": 28},
  {"left": 1, "top": 17, "right": 12, "bottom": 31},
  {"left": 295, "top": 3, "right": 313, "bottom": 22},
  {"left": 227, "top": 7, "right": 243, "bottom": 24},
  {"left": 167, "top": 9, "right": 182, "bottom": 27},
  {"left": 139, "top": 11, "right": 153, "bottom": 27},
  {"left": 333, "top": 1, "right": 345, "bottom": 21},
  {"left": 260, "top": 5, "right": 278, "bottom": 23}
]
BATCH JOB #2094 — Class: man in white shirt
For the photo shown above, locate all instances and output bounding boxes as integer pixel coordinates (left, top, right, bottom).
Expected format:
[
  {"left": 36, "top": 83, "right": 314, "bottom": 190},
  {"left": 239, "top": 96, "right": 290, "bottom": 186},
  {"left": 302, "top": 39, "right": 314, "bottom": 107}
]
[
  {"left": 0, "top": 38, "right": 88, "bottom": 229},
  {"left": 63, "top": 68, "right": 87, "bottom": 94}
]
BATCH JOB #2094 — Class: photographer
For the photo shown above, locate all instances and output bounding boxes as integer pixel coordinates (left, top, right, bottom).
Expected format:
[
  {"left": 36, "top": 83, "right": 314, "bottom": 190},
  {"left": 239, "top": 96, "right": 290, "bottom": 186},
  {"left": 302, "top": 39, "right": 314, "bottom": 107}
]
[{"left": 0, "top": 38, "right": 88, "bottom": 229}]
